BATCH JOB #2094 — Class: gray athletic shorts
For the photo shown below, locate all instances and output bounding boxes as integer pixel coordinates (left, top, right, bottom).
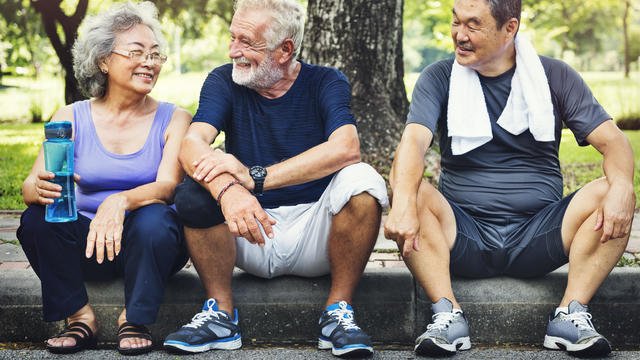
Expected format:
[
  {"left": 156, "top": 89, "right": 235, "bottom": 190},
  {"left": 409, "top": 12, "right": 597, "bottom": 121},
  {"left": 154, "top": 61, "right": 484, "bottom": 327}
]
[{"left": 448, "top": 192, "right": 576, "bottom": 279}]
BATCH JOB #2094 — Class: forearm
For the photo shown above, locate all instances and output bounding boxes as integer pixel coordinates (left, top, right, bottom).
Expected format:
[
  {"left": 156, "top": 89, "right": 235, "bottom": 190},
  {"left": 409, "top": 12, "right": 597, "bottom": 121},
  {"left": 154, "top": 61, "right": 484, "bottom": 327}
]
[
  {"left": 389, "top": 125, "right": 431, "bottom": 206},
  {"left": 179, "top": 134, "right": 238, "bottom": 199},
  {"left": 264, "top": 137, "right": 360, "bottom": 191},
  {"left": 602, "top": 133, "right": 634, "bottom": 187},
  {"left": 114, "top": 181, "right": 177, "bottom": 210},
  {"left": 22, "top": 175, "right": 39, "bottom": 205}
]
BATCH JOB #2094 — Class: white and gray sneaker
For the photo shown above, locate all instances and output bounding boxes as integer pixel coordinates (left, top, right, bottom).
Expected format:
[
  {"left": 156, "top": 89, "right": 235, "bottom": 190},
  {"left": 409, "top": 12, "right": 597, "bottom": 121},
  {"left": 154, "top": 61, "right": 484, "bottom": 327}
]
[
  {"left": 415, "top": 298, "right": 471, "bottom": 356},
  {"left": 543, "top": 300, "right": 611, "bottom": 357}
]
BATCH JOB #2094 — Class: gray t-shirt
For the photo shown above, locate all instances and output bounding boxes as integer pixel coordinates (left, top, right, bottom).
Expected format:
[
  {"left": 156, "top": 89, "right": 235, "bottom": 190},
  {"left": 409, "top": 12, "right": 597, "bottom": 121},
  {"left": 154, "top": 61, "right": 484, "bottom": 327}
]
[{"left": 407, "top": 56, "right": 610, "bottom": 217}]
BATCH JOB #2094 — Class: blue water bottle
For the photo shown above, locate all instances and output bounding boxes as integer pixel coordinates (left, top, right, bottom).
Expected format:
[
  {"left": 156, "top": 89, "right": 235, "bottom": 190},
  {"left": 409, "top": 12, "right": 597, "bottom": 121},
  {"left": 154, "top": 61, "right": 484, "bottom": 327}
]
[{"left": 43, "top": 121, "right": 77, "bottom": 222}]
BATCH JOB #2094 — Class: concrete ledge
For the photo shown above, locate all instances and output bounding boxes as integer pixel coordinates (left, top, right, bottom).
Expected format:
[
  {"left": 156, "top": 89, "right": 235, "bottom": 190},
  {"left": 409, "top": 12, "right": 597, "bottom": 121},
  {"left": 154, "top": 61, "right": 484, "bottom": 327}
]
[{"left": 1, "top": 267, "right": 639, "bottom": 347}]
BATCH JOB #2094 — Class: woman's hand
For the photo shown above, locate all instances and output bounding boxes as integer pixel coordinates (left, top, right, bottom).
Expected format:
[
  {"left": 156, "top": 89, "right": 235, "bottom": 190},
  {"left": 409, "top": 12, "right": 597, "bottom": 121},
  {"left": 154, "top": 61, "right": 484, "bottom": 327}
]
[
  {"left": 86, "top": 193, "right": 127, "bottom": 264},
  {"left": 33, "top": 171, "right": 81, "bottom": 205}
]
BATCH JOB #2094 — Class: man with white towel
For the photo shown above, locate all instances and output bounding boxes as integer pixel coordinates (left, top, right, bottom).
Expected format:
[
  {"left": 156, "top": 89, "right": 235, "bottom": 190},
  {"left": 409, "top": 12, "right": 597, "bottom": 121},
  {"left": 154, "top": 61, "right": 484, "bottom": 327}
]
[{"left": 384, "top": 0, "right": 635, "bottom": 357}]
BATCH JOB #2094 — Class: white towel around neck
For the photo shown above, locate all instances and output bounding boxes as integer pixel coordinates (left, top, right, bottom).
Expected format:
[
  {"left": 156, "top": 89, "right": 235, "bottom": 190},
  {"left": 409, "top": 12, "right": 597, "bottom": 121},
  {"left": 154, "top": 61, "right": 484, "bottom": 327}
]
[{"left": 447, "top": 33, "right": 555, "bottom": 155}]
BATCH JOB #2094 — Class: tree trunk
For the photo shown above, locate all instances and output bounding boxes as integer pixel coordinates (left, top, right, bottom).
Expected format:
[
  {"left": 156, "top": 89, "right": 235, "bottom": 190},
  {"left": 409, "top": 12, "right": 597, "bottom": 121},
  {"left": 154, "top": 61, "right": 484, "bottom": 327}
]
[
  {"left": 623, "top": 0, "right": 630, "bottom": 79},
  {"left": 301, "top": 0, "right": 408, "bottom": 171},
  {"left": 32, "top": 0, "right": 88, "bottom": 104}
]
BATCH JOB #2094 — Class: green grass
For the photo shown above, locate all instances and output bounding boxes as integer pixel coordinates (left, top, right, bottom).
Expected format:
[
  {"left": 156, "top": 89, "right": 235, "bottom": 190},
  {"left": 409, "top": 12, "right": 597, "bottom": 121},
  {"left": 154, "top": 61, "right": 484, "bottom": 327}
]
[
  {"left": 560, "top": 129, "right": 640, "bottom": 206},
  {"left": 0, "top": 123, "right": 42, "bottom": 209}
]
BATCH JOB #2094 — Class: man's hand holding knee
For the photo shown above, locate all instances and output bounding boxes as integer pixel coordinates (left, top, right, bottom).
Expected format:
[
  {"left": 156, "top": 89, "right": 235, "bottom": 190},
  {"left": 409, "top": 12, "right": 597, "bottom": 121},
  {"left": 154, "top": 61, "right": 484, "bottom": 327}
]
[
  {"left": 219, "top": 183, "right": 275, "bottom": 246},
  {"left": 384, "top": 201, "right": 421, "bottom": 257},
  {"left": 595, "top": 180, "right": 635, "bottom": 243}
]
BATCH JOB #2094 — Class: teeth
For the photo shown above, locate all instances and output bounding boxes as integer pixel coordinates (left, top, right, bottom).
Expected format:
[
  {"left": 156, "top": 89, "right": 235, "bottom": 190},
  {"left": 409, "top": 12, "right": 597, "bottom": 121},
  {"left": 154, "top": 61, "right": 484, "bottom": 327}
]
[{"left": 135, "top": 73, "right": 152, "bottom": 78}]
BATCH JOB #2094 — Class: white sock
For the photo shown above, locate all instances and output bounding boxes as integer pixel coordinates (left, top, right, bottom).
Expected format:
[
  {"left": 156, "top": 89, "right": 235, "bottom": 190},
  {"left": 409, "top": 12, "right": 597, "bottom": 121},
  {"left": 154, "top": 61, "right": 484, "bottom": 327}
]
[
  {"left": 452, "top": 308, "right": 463, "bottom": 315},
  {"left": 555, "top": 307, "right": 568, "bottom": 316}
]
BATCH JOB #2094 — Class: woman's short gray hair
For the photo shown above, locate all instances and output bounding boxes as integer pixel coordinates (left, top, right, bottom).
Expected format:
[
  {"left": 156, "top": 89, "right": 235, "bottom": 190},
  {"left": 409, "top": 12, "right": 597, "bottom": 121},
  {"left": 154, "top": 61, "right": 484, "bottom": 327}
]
[
  {"left": 234, "top": 0, "right": 305, "bottom": 57},
  {"left": 72, "top": 1, "right": 166, "bottom": 98}
]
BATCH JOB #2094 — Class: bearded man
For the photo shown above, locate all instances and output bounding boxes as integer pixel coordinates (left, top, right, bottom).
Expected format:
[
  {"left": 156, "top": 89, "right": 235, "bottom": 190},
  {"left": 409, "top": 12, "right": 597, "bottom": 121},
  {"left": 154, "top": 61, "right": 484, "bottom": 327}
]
[{"left": 163, "top": 0, "right": 388, "bottom": 357}]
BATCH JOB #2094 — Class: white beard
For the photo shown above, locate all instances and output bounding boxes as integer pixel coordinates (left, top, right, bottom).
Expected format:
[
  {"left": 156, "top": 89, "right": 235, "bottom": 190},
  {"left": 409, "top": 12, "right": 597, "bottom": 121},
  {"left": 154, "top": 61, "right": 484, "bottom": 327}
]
[{"left": 232, "top": 53, "right": 283, "bottom": 89}]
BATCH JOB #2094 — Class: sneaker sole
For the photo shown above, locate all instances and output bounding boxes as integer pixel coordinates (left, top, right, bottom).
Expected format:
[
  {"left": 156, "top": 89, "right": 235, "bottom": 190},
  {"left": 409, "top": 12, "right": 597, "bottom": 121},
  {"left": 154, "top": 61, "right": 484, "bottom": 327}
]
[
  {"left": 318, "top": 338, "right": 374, "bottom": 357},
  {"left": 164, "top": 336, "right": 242, "bottom": 353},
  {"left": 544, "top": 335, "right": 611, "bottom": 356},
  {"left": 414, "top": 336, "right": 471, "bottom": 356}
]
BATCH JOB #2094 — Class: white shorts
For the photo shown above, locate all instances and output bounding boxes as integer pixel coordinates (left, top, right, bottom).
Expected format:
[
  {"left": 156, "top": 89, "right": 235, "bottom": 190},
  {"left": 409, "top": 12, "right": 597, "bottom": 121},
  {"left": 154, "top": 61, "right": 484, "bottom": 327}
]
[{"left": 234, "top": 163, "right": 389, "bottom": 279}]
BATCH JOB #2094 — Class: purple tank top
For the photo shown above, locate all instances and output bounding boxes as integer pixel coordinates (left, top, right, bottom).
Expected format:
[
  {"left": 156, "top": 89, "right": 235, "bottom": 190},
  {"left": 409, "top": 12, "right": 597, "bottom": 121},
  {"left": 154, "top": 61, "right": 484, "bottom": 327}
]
[{"left": 72, "top": 100, "right": 176, "bottom": 219}]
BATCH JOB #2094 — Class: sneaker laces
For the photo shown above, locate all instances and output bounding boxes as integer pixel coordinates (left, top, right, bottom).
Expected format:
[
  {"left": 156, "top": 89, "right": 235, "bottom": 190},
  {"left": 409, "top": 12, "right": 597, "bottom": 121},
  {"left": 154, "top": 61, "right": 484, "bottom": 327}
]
[
  {"left": 184, "top": 303, "right": 227, "bottom": 329},
  {"left": 563, "top": 312, "right": 594, "bottom": 331},
  {"left": 427, "top": 311, "right": 457, "bottom": 331},
  {"left": 327, "top": 302, "right": 361, "bottom": 331}
]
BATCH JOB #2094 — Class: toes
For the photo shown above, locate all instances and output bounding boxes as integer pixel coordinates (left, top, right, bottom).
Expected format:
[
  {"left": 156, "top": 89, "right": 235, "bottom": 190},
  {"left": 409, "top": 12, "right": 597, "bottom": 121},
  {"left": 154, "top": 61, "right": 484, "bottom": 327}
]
[
  {"left": 61, "top": 337, "right": 77, "bottom": 347},
  {"left": 120, "top": 339, "right": 131, "bottom": 349}
]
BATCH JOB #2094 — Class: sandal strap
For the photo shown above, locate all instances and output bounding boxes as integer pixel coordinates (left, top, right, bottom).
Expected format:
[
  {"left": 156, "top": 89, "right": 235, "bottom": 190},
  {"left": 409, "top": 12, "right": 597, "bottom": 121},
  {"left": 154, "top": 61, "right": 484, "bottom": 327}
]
[
  {"left": 117, "top": 321, "right": 152, "bottom": 341},
  {"left": 118, "top": 332, "right": 153, "bottom": 341},
  {"left": 50, "top": 332, "right": 83, "bottom": 342},
  {"left": 67, "top": 322, "right": 93, "bottom": 338},
  {"left": 51, "top": 321, "right": 93, "bottom": 340}
]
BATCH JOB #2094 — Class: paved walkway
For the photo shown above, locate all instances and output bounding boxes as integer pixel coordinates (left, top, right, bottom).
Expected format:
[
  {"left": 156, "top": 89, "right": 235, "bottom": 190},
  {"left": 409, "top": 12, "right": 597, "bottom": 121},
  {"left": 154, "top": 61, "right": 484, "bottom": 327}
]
[{"left": 1, "top": 211, "right": 639, "bottom": 269}]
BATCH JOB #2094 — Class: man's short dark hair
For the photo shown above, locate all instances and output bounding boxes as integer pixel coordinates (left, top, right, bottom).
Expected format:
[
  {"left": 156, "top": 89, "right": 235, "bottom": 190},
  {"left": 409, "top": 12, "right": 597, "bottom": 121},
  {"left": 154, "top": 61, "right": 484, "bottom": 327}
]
[{"left": 486, "top": 0, "right": 521, "bottom": 30}]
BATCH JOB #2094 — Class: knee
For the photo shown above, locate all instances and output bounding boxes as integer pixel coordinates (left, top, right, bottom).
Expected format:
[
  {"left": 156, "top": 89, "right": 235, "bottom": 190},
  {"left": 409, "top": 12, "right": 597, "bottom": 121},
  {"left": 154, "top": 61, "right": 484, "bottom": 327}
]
[
  {"left": 174, "top": 177, "right": 224, "bottom": 228},
  {"left": 345, "top": 192, "right": 381, "bottom": 215},
  {"left": 126, "top": 204, "right": 181, "bottom": 249},
  {"left": 17, "top": 205, "right": 49, "bottom": 246},
  {"left": 585, "top": 177, "right": 609, "bottom": 208},
  {"left": 416, "top": 181, "right": 443, "bottom": 215},
  {"left": 331, "top": 162, "right": 389, "bottom": 209}
]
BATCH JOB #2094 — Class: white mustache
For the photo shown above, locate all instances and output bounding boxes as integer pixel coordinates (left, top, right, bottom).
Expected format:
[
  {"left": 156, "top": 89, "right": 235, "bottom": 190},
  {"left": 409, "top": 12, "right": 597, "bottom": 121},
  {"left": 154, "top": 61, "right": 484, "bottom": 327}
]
[{"left": 233, "top": 56, "right": 251, "bottom": 66}]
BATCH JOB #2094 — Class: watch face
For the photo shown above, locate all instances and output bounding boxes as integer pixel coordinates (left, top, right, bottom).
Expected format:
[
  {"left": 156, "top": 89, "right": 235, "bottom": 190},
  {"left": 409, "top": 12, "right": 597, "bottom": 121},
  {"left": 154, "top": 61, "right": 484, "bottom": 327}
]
[{"left": 250, "top": 166, "right": 267, "bottom": 178}]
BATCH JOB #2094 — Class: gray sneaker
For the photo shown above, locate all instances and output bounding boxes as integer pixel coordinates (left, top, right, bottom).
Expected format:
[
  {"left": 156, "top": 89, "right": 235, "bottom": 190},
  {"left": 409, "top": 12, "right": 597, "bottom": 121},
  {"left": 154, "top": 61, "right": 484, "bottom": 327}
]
[
  {"left": 414, "top": 298, "right": 471, "bottom": 356},
  {"left": 543, "top": 300, "right": 611, "bottom": 357}
]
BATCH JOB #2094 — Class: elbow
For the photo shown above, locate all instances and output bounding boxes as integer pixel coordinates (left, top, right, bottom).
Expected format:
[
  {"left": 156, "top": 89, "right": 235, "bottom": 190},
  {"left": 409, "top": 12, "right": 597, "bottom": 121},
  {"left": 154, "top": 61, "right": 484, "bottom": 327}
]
[
  {"left": 177, "top": 135, "right": 195, "bottom": 170},
  {"left": 342, "top": 137, "right": 361, "bottom": 166}
]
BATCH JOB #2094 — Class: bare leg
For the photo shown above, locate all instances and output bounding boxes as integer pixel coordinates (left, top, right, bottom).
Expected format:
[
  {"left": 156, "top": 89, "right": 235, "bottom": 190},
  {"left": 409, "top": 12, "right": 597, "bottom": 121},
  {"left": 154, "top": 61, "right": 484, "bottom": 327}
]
[
  {"left": 325, "top": 193, "right": 381, "bottom": 307},
  {"left": 560, "top": 178, "right": 630, "bottom": 306},
  {"left": 47, "top": 304, "right": 98, "bottom": 348},
  {"left": 184, "top": 224, "right": 236, "bottom": 315},
  {"left": 401, "top": 181, "right": 461, "bottom": 309}
]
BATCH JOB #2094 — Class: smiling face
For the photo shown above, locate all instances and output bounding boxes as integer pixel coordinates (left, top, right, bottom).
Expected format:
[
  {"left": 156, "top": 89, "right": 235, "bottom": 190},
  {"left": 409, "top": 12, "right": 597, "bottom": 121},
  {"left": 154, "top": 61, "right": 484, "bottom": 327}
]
[
  {"left": 451, "top": 0, "right": 517, "bottom": 75},
  {"left": 106, "top": 23, "right": 162, "bottom": 95},
  {"left": 228, "top": 8, "right": 283, "bottom": 89}
]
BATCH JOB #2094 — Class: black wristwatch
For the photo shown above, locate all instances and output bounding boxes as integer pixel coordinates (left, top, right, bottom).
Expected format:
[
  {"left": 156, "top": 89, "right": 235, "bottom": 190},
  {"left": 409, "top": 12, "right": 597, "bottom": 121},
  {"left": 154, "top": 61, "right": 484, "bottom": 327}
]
[{"left": 249, "top": 166, "right": 267, "bottom": 196}]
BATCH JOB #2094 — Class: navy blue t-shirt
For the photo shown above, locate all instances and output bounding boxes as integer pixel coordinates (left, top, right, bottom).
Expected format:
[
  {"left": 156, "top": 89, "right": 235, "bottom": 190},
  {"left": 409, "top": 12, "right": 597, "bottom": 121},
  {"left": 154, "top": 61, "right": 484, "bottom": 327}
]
[
  {"left": 407, "top": 56, "right": 610, "bottom": 217},
  {"left": 192, "top": 61, "right": 356, "bottom": 208}
]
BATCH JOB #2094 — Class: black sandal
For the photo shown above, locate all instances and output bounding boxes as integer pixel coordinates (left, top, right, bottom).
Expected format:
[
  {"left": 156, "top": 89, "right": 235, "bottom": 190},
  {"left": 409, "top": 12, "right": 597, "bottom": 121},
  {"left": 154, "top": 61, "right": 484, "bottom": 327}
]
[
  {"left": 45, "top": 321, "right": 97, "bottom": 354},
  {"left": 117, "top": 321, "right": 153, "bottom": 356}
]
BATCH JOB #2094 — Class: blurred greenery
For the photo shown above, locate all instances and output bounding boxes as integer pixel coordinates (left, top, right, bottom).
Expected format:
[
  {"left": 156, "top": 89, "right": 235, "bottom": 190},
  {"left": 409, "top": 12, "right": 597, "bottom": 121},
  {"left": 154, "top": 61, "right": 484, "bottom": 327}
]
[{"left": 0, "top": 123, "right": 41, "bottom": 209}]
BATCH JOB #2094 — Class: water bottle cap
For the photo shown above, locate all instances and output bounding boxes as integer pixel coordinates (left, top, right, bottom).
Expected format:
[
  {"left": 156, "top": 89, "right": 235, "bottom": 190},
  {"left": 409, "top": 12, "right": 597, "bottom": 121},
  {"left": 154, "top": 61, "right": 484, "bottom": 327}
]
[{"left": 45, "top": 121, "right": 72, "bottom": 139}]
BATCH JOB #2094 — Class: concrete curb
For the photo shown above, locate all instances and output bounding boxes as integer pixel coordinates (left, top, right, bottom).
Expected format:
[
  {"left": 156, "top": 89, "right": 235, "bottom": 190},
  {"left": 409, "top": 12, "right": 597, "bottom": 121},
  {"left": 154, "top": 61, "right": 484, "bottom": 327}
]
[{"left": 1, "top": 266, "right": 639, "bottom": 347}]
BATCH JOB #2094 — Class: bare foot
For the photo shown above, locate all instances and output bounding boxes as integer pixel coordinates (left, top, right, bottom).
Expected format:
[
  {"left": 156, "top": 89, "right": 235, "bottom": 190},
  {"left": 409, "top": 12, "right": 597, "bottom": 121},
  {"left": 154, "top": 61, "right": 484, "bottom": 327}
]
[
  {"left": 47, "top": 304, "right": 98, "bottom": 348},
  {"left": 117, "top": 309, "right": 152, "bottom": 350}
]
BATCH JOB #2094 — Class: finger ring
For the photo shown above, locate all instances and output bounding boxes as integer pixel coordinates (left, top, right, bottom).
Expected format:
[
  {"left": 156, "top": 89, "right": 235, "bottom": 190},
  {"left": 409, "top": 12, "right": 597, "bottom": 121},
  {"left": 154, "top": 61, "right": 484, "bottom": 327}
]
[{"left": 106, "top": 238, "right": 113, "bottom": 242}]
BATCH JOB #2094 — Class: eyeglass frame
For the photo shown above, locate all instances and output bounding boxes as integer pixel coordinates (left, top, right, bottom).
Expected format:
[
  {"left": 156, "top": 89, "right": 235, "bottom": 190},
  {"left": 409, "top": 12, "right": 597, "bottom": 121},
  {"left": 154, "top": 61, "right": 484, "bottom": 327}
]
[{"left": 111, "top": 49, "right": 168, "bottom": 65}]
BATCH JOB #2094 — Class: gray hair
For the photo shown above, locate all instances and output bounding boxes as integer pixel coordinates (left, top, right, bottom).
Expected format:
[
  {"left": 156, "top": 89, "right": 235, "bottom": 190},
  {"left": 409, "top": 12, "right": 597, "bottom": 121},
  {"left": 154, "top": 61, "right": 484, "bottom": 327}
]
[
  {"left": 72, "top": 1, "right": 166, "bottom": 98},
  {"left": 486, "top": 0, "right": 521, "bottom": 30},
  {"left": 234, "top": 0, "right": 305, "bottom": 57}
]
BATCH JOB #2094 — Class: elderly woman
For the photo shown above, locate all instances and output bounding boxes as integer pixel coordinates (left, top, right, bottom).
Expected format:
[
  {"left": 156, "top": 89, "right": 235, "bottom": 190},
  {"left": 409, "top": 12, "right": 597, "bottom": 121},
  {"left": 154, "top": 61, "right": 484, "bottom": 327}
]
[{"left": 17, "top": 1, "right": 190, "bottom": 355}]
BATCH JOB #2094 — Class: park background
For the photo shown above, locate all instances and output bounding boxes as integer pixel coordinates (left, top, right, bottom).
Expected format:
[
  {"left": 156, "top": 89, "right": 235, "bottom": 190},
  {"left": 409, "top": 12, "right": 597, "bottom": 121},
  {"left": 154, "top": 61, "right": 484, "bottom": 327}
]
[{"left": 0, "top": 0, "right": 639, "bottom": 212}]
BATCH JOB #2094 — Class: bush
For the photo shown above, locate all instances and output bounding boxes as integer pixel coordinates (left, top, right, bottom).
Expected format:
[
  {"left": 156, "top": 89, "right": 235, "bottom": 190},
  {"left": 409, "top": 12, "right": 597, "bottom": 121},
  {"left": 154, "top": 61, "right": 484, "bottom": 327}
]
[
  {"left": 29, "top": 100, "right": 43, "bottom": 123},
  {"left": 616, "top": 114, "right": 640, "bottom": 130}
]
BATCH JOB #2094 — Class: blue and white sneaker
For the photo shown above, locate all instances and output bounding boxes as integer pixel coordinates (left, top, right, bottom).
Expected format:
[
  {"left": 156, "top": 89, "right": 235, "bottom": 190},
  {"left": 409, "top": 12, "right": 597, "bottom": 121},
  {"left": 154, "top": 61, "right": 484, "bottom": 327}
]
[
  {"left": 318, "top": 301, "right": 373, "bottom": 357},
  {"left": 415, "top": 298, "right": 471, "bottom": 356},
  {"left": 163, "top": 298, "right": 241, "bottom": 353},
  {"left": 544, "top": 300, "right": 611, "bottom": 357}
]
